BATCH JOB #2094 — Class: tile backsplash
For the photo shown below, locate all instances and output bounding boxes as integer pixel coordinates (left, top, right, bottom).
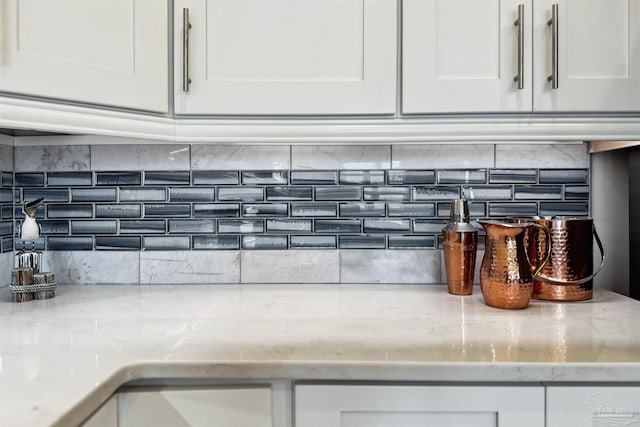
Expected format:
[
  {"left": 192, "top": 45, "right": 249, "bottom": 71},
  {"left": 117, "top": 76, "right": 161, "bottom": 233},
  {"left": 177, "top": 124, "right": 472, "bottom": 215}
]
[{"left": 5, "top": 139, "right": 590, "bottom": 284}]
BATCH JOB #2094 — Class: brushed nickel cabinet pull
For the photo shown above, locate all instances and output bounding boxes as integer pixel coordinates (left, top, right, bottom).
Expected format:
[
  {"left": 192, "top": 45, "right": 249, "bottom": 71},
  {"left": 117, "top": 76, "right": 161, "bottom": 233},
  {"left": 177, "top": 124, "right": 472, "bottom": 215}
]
[
  {"left": 547, "top": 3, "right": 559, "bottom": 89},
  {"left": 182, "top": 8, "right": 192, "bottom": 92},
  {"left": 513, "top": 4, "right": 525, "bottom": 90}
]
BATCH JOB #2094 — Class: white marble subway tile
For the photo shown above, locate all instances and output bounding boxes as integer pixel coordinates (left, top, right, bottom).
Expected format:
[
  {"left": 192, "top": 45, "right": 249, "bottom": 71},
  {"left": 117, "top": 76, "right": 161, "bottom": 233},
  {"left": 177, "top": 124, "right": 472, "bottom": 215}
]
[
  {"left": 92, "top": 144, "right": 190, "bottom": 171},
  {"left": 15, "top": 145, "right": 90, "bottom": 171},
  {"left": 241, "top": 250, "right": 339, "bottom": 283},
  {"left": 392, "top": 144, "right": 494, "bottom": 169},
  {"left": 191, "top": 145, "right": 290, "bottom": 170},
  {"left": 292, "top": 146, "right": 391, "bottom": 170},
  {"left": 495, "top": 143, "right": 589, "bottom": 168},
  {"left": 341, "top": 250, "right": 441, "bottom": 284},
  {"left": 0, "top": 252, "right": 12, "bottom": 284},
  {"left": 42, "top": 251, "right": 140, "bottom": 284},
  {"left": 140, "top": 251, "right": 240, "bottom": 284},
  {"left": 0, "top": 142, "right": 14, "bottom": 172}
]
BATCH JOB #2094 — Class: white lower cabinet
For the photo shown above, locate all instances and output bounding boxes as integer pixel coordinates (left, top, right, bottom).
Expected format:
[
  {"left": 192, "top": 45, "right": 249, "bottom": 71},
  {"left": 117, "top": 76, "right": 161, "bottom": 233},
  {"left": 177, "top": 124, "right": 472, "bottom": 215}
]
[
  {"left": 295, "top": 384, "right": 545, "bottom": 427},
  {"left": 546, "top": 386, "right": 640, "bottom": 427}
]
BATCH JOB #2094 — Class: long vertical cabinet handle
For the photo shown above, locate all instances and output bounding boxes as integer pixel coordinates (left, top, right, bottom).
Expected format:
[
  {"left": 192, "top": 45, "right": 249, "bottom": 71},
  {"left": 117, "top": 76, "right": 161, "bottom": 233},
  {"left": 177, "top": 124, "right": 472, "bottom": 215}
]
[
  {"left": 182, "top": 7, "right": 192, "bottom": 92},
  {"left": 547, "top": 3, "right": 559, "bottom": 89},
  {"left": 513, "top": 4, "right": 525, "bottom": 89}
]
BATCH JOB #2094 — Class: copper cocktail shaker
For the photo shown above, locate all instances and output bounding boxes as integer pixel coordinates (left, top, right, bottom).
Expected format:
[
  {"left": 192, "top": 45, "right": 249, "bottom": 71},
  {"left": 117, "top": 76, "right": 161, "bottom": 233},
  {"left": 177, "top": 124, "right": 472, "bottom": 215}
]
[{"left": 443, "top": 199, "right": 478, "bottom": 295}]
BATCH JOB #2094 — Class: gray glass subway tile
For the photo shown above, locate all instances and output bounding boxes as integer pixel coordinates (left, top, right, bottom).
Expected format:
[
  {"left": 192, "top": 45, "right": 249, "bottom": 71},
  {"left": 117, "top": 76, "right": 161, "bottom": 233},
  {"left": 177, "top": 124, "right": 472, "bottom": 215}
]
[
  {"left": 1, "top": 172, "right": 13, "bottom": 186},
  {"left": 339, "top": 202, "right": 386, "bottom": 217},
  {"left": 489, "top": 169, "right": 537, "bottom": 184},
  {"left": 48, "top": 204, "right": 93, "bottom": 218},
  {"left": 38, "top": 220, "right": 70, "bottom": 235},
  {"left": 14, "top": 189, "right": 20, "bottom": 203},
  {"left": 71, "top": 188, "right": 117, "bottom": 202},
  {"left": 388, "top": 202, "right": 435, "bottom": 217},
  {"left": 539, "top": 169, "right": 588, "bottom": 184},
  {"left": 462, "top": 185, "right": 513, "bottom": 200},
  {"left": 144, "top": 204, "right": 190, "bottom": 218},
  {"left": 120, "top": 220, "right": 166, "bottom": 234},
  {"left": 315, "top": 219, "right": 361, "bottom": 233},
  {"left": 120, "top": 188, "right": 167, "bottom": 202},
  {"left": 267, "top": 219, "right": 312, "bottom": 233},
  {"left": 96, "top": 204, "right": 141, "bottom": 218},
  {"left": 290, "top": 235, "right": 336, "bottom": 249},
  {"left": 364, "top": 219, "right": 411, "bottom": 234},
  {"left": 243, "top": 204, "right": 288, "bottom": 217},
  {"left": 218, "top": 187, "right": 264, "bottom": 201},
  {"left": 0, "top": 222, "right": 12, "bottom": 236},
  {"left": 23, "top": 189, "right": 69, "bottom": 203},
  {"left": 387, "top": 170, "right": 436, "bottom": 185},
  {"left": 47, "top": 236, "right": 93, "bottom": 251},
  {"left": 193, "top": 235, "right": 240, "bottom": 250},
  {"left": 0, "top": 189, "right": 12, "bottom": 203},
  {"left": 218, "top": 219, "right": 264, "bottom": 234},
  {"left": 15, "top": 173, "right": 45, "bottom": 187},
  {"left": 539, "top": 202, "right": 589, "bottom": 216},
  {"left": 169, "top": 188, "right": 215, "bottom": 202},
  {"left": 95, "top": 236, "right": 141, "bottom": 251},
  {"left": 413, "top": 186, "right": 460, "bottom": 201},
  {"left": 193, "top": 203, "right": 239, "bottom": 218},
  {"left": 266, "top": 186, "right": 313, "bottom": 201},
  {"left": 514, "top": 185, "right": 563, "bottom": 200},
  {"left": 413, "top": 220, "right": 447, "bottom": 233},
  {"left": 291, "top": 202, "right": 337, "bottom": 217},
  {"left": 192, "top": 171, "right": 239, "bottom": 185},
  {"left": 438, "top": 202, "right": 486, "bottom": 218},
  {"left": 489, "top": 203, "right": 538, "bottom": 217},
  {"left": 2, "top": 236, "right": 13, "bottom": 252},
  {"left": 15, "top": 205, "right": 45, "bottom": 219},
  {"left": 339, "top": 235, "right": 386, "bottom": 249},
  {"left": 315, "top": 186, "right": 362, "bottom": 201},
  {"left": 388, "top": 235, "right": 437, "bottom": 249},
  {"left": 15, "top": 237, "right": 45, "bottom": 251},
  {"left": 71, "top": 220, "right": 117, "bottom": 234},
  {"left": 290, "top": 171, "right": 338, "bottom": 185},
  {"left": 144, "top": 171, "right": 190, "bottom": 185},
  {"left": 169, "top": 219, "right": 216, "bottom": 234},
  {"left": 47, "top": 172, "right": 93, "bottom": 187},
  {"left": 242, "top": 235, "right": 288, "bottom": 250},
  {"left": 339, "top": 170, "right": 385, "bottom": 185},
  {"left": 2, "top": 205, "right": 13, "bottom": 219},
  {"left": 96, "top": 172, "right": 141, "bottom": 186},
  {"left": 438, "top": 170, "right": 486, "bottom": 184},
  {"left": 242, "top": 171, "right": 288, "bottom": 185},
  {"left": 143, "top": 236, "right": 191, "bottom": 251},
  {"left": 363, "top": 186, "right": 410, "bottom": 201},
  {"left": 565, "top": 185, "right": 589, "bottom": 200}
]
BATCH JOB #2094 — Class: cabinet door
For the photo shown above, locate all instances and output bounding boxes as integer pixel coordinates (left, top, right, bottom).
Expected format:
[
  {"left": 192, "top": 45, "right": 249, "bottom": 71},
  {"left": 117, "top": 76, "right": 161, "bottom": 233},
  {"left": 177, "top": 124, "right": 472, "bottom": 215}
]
[
  {"left": 547, "top": 386, "right": 640, "bottom": 427},
  {"left": 174, "top": 0, "right": 397, "bottom": 115},
  {"left": 296, "top": 384, "right": 545, "bottom": 427},
  {"left": 402, "top": 0, "right": 532, "bottom": 113},
  {"left": 118, "top": 385, "right": 273, "bottom": 427},
  {"left": 533, "top": 0, "right": 640, "bottom": 111},
  {"left": 0, "top": 0, "right": 168, "bottom": 112}
]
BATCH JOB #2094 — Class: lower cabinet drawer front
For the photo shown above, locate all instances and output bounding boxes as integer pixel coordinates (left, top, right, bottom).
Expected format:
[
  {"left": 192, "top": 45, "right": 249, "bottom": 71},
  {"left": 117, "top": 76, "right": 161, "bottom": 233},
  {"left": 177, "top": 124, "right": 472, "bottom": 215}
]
[
  {"left": 118, "top": 386, "right": 273, "bottom": 427},
  {"left": 547, "top": 386, "right": 640, "bottom": 427},
  {"left": 295, "top": 384, "right": 545, "bottom": 427}
]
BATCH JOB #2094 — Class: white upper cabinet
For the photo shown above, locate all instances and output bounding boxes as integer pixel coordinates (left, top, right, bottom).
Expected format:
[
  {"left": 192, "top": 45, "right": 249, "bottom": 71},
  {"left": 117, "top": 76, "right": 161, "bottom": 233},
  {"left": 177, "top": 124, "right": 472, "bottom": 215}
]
[
  {"left": 0, "top": 0, "right": 168, "bottom": 113},
  {"left": 403, "top": 0, "right": 533, "bottom": 113},
  {"left": 173, "top": 0, "right": 397, "bottom": 115},
  {"left": 533, "top": 0, "right": 640, "bottom": 111}
]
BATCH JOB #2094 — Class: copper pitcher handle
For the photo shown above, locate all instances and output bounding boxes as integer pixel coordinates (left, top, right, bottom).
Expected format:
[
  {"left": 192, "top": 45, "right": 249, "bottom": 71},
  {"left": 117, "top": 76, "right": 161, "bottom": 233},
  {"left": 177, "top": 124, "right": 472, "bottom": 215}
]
[
  {"left": 530, "top": 223, "right": 552, "bottom": 278},
  {"left": 536, "top": 224, "right": 606, "bottom": 286}
]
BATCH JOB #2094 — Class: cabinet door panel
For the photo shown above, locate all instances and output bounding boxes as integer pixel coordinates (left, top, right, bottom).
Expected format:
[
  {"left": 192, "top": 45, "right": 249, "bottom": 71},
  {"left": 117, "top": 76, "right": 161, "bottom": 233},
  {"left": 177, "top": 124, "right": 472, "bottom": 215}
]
[
  {"left": 403, "top": 0, "right": 532, "bottom": 113},
  {"left": 0, "top": 0, "right": 168, "bottom": 112},
  {"left": 174, "top": 0, "right": 397, "bottom": 115},
  {"left": 533, "top": 0, "right": 640, "bottom": 111},
  {"left": 295, "top": 384, "right": 544, "bottom": 427}
]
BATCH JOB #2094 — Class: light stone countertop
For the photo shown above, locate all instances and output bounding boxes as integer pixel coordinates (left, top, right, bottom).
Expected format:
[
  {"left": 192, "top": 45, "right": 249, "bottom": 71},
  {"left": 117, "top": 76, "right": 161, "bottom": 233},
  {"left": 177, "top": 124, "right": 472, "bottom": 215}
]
[{"left": 1, "top": 284, "right": 640, "bottom": 427}]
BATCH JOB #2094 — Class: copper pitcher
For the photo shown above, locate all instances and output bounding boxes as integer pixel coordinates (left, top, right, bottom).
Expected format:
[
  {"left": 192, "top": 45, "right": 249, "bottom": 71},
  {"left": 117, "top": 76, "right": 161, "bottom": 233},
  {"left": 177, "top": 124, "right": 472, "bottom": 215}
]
[{"left": 479, "top": 220, "right": 551, "bottom": 309}]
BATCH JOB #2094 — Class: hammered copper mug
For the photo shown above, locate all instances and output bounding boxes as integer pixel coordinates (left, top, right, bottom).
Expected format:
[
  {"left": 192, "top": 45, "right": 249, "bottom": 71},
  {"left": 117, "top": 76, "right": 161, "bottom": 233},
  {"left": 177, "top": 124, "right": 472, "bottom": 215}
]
[{"left": 479, "top": 220, "right": 551, "bottom": 309}]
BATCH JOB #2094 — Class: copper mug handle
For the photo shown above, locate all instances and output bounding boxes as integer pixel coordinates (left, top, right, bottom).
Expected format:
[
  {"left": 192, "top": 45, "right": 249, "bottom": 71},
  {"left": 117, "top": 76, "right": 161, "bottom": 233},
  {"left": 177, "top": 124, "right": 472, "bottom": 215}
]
[{"left": 530, "top": 223, "right": 552, "bottom": 278}]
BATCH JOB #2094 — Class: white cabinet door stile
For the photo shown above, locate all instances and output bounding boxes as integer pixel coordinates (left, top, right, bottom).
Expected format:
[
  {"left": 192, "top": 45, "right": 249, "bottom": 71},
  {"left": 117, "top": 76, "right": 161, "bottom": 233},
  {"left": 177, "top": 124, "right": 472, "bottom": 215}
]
[{"left": 174, "top": 0, "right": 397, "bottom": 115}]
